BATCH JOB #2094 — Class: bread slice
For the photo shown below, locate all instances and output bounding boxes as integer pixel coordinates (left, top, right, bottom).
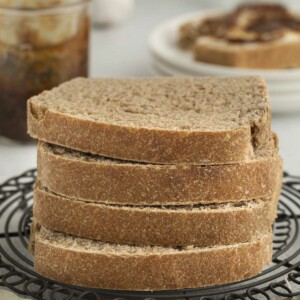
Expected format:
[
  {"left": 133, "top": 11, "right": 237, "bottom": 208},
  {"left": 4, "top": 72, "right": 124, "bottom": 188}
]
[
  {"left": 28, "top": 76, "right": 275, "bottom": 164},
  {"left": 179, "top": 4, "right": 300, "bottom": 69},
  {"left": 32, "top": 226, "right": 272, "bottom": 290},
  {"left": 193, "top": 35, "right": 300, "bottom": 69},
  {"left": 34, "top": 172, "right": 280, "bottom": 247},
  {"left": 38, "top": 142, "right": 280, "bottom": 205}
]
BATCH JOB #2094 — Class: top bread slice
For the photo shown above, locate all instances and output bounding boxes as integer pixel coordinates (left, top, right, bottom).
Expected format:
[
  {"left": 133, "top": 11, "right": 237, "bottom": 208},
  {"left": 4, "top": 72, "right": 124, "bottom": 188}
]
[{"left": 28, "top": 76, "right": 275, "bottom": 164}]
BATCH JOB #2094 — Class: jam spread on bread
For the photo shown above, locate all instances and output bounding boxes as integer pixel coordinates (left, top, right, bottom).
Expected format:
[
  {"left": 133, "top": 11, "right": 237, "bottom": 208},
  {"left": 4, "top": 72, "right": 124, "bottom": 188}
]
[
  {"left": 201, "top": 4, "right": 300, "bottom": 43},
  {"left": 179, "top": 4, "right": 300, "bottom": 48}
]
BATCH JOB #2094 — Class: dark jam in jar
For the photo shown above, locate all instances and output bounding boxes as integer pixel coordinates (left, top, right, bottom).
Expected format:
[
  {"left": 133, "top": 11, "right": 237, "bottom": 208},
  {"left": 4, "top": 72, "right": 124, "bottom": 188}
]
[{"left": 0, "top": 2, "right": 90, "bottom": 141}]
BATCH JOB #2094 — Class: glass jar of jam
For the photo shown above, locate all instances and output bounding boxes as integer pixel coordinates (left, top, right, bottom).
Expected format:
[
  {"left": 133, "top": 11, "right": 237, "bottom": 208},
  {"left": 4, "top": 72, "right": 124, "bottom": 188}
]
[{"left": 0, "top": 0, "right": 90, "bottom": 141}]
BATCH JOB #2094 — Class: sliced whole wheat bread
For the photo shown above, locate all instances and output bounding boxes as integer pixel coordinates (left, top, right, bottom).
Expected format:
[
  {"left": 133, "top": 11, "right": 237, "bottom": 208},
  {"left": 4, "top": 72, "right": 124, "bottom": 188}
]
[
  {"left": 28, "top": 77, "right": 276, "bottom": 164},
  {"left": 34, "top": 170, "right": 281, "bottom": 246},
  {"left": 193, "top": 36, "right": 300, "bottom": 69},
  {"left": 38, "top": 142, "right": 280, "bottom": 205},
  {"left": 32, "top": 226, "right": 273, "bottom": 290}
]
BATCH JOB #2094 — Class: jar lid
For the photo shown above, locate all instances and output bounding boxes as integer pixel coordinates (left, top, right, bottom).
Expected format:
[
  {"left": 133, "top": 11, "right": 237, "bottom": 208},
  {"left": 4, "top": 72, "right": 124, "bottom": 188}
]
[{"left": 0, "top": 0, "right": 85, "bottom": 9}]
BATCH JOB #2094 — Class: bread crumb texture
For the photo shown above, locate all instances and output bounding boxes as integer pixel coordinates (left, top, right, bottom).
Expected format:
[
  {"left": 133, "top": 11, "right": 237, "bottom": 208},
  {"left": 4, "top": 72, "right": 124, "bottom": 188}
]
[
  {"left": 34, "top": 227, "right": 272, "bottom": 290},
  {"left": 28, "top": 76, "right": 275, "bottom": 164},
  {"left": 29, "top": 76, "right": 269, "bottom": 131}
]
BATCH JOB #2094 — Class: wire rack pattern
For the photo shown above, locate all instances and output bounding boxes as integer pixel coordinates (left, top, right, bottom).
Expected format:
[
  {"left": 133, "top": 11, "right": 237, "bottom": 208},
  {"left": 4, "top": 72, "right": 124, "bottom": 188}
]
[{"left": 0, "top": 169, "right": 300, "bottom": 300}]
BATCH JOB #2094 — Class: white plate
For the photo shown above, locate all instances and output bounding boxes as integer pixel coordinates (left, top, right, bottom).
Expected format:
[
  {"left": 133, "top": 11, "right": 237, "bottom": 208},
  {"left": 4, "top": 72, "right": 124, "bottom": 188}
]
[
  {"left": 148, "top": 10, "right": 300, "bottom": 112},
  {"left": 150, "top": 56, "right": 300, "bottom": 114},
  {"left": 148, "top": 10, "right": 300, "bottom": 81},
  {"left": 150, "top": 51, "right": 300, "bottom": 93}
]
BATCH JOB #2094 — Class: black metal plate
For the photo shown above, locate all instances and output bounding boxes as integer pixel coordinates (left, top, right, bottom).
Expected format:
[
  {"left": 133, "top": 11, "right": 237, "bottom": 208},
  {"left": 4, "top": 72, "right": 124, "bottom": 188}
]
[{"left": 0, "top": 169, "right": 300, "bottom": 300}]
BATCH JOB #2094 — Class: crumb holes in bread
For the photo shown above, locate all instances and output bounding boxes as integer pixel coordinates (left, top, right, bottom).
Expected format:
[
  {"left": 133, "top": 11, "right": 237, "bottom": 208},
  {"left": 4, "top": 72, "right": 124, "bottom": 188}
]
[
  {"left": 29, "top": 102, "right": 48, "bottom": 121},
  {"left": 250, "top": 122, "right": 259, "bottom": 148}
]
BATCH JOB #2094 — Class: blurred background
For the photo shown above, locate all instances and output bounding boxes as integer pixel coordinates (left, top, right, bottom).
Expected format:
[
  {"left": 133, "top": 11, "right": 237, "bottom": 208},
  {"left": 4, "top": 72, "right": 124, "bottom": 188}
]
[{"left": 1, "top": 0, "right": 300, "bottom": 183}]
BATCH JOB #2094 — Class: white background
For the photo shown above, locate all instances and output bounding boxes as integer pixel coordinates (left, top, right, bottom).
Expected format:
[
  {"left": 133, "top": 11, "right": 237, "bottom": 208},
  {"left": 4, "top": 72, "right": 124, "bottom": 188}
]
[{"left": 0, "top": 0, "right": 300, "bottom": 183}]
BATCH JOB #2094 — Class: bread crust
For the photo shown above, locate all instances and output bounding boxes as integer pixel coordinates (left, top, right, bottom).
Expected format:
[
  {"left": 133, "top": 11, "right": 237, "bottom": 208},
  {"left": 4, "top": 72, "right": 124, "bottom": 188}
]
[
  {"left": 194, "top": 39, "right": 300, "bottom": 69},
  {"left": 38, "top": 142, "right": 280, "bottom": 205},
  {"left": 34, "top": 181, "right": 278, "bottom": 247},
  {"left": 33, "top": 228, "right": 272, "bottom": 291},
  {"left": 28, "top": 107, "right": 255, "bottom": 164},
  {"left": 27, "top": 76, "right": 275, "bottom": 164}
]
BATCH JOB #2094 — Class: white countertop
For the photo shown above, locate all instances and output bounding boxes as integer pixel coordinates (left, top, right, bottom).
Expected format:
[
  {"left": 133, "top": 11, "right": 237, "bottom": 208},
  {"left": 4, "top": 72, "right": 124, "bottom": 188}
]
[{"left": 1, "top": 0, "right": 300, "bottom": 182}]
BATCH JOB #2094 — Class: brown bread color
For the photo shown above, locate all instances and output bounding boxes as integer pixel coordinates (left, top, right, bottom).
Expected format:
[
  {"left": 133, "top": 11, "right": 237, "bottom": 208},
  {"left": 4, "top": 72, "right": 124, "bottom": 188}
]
[
  {"left": 34, "top": 169, "right": 281, "bottom": 247},
  {"left": 37, "top": 142, "right": 280, "bottom": 205},
  {"left": 193, "top": 36, "right": 300, "bottom": 69},
  {"left": 33, "top": 227, "right": 273, "bottom": 291},
  {"left": 28, "top": 76, "right": 275, "bottom": 164}
]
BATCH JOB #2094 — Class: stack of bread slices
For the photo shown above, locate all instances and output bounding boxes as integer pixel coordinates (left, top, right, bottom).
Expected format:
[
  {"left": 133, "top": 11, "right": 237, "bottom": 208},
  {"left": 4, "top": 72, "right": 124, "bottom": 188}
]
[{"left": 27, "top": 76, "right": 282, "bottom": 291}]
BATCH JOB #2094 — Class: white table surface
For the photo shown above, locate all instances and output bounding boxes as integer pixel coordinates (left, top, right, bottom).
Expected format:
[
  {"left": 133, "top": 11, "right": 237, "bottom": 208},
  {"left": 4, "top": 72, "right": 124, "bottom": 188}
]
[{"left": 1, "top": 0, "right": 300, "bottom": 183}]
